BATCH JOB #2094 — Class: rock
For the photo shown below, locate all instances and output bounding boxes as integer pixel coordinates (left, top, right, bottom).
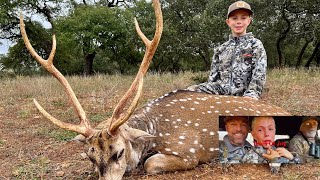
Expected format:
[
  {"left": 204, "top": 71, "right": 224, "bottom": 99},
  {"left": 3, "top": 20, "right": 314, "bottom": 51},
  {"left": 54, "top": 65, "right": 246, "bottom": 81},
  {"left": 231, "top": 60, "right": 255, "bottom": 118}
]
[
  {"left": 80, "top": 152, "right": 88, "bottom": 159},
  {"left": 61, "top": 163, "right": 71, "bottom": 168},
  {"left": 56, "top": 171, "right": 65, "bottom": 177}
]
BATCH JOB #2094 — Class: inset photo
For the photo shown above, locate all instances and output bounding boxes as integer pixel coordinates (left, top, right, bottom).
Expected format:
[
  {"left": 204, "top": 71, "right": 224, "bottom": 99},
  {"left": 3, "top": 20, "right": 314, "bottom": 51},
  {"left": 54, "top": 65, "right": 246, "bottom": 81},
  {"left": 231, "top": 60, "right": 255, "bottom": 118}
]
[{"left": 218, "top": 116, "right": 320, "bottom": 164}]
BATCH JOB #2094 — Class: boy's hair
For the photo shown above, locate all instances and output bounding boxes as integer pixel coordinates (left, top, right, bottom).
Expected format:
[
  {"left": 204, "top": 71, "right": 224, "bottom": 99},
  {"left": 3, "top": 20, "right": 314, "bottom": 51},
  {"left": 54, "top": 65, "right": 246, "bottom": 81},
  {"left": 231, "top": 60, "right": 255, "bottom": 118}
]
[
  {"left": 250, "top": 116, "right": 275, "bottom": 130},
  {"left": 227, "top": 1, "right": 253, "bottom": 18}
]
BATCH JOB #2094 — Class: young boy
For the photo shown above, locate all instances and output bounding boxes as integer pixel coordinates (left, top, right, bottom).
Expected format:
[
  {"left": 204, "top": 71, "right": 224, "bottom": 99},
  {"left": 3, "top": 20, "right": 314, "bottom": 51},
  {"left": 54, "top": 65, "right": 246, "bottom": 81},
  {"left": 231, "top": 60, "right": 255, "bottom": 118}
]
[
  {"left": 242, "top": 116, "right": 301, "bottom": 173},
  {"left": 189, "top": 1, "right": 267, "bottom": 100}
]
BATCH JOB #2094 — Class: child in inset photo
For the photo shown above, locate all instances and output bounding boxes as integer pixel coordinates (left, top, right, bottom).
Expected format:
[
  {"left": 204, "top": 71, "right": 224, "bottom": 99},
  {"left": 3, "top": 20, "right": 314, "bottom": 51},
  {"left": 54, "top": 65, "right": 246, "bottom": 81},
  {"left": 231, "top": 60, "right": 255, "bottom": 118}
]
[{"left": 242, "top": 116, "right": 301, "bottom": 173}]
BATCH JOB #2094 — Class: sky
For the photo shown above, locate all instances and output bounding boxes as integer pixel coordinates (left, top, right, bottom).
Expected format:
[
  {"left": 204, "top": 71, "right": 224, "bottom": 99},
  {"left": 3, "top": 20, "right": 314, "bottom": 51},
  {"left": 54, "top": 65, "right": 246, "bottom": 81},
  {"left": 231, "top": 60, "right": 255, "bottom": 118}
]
[{"left": 0, "top": 39, "right": 11, "bottom": 55}]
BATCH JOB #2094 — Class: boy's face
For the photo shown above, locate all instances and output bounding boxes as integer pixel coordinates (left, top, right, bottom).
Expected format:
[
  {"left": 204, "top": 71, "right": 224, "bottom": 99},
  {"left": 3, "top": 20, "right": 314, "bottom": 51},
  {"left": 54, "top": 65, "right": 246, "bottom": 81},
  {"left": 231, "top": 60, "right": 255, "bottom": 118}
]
[
  {"left": 251, "top": 117, "right": 276, "bottom": 149},
  {"left": 226, "top": 9, "right": 252, "bottom": 37},
  {"left": 225, "top": 117, "right": 249, "bottom": 146}
]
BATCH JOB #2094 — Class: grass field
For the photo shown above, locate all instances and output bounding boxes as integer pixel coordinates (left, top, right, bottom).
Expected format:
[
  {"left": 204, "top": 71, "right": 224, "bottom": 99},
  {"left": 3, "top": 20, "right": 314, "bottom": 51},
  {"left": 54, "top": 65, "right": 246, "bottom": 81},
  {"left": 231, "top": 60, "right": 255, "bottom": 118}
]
[{"left": 0, "top": 68, "right": 319, "bottom": 179}]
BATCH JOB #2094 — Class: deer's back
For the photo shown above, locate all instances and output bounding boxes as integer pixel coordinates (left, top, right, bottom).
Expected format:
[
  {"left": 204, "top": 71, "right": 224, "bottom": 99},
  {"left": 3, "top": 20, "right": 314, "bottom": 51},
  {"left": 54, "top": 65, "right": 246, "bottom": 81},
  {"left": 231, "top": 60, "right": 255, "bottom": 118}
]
[{"left": 129, "top": 90, "right": 290, "bottom": 162}]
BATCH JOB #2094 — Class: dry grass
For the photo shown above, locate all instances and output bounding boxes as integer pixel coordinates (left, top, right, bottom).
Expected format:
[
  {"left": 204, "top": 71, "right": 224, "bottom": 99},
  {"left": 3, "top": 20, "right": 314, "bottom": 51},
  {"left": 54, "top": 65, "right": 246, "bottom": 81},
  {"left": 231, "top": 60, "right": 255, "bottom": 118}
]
[
  {"left": 263, "top": 68, "right": 320, "bottom": 115},
  {"left": 0, "top": 68, "right": 319, "bottom": 179}
]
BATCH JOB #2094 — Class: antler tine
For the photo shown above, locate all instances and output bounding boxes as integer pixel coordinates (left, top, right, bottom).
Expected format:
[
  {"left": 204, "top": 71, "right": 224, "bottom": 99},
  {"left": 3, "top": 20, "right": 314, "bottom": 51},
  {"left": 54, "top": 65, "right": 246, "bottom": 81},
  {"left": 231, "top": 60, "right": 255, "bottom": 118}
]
[
  {"left": 109, "top": 73, "right": 144, "bottom": 134},
  {"left": 19, "top": 14, "right": 56, "bottom": 69},
  {"left": 20, "top": 14, "right": 94, "bottom": 137},
  {"left": 134, "top": 0, "right": 163, "bottom": 75},
  {"left": 108, "top": 0, "right": 163, "bottom": 134}
]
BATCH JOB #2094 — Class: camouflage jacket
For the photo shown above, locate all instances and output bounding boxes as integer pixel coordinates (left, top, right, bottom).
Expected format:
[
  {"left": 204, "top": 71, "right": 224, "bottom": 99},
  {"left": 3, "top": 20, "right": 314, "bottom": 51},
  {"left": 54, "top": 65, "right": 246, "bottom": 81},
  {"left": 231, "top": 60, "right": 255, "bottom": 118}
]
[
  {"left": 242, "top": 145, "right": 301, "bottom": 164},
  {"left": 197, "top": 33, "right": 267, "bottom": 99},
  {"left": 288, "top": 132, "right": 320, "bottom": 162},
  {"left": 219, "top": 135, "right": 252, "bottom": 163}
]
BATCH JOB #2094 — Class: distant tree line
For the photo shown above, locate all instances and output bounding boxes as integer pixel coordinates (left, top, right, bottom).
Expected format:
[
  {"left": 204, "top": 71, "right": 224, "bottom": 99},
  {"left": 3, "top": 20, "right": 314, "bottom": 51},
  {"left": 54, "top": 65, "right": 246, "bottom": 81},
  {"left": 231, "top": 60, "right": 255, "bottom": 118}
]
[{"left": 0, "top": 0, "right": 319, "bottom": 75}]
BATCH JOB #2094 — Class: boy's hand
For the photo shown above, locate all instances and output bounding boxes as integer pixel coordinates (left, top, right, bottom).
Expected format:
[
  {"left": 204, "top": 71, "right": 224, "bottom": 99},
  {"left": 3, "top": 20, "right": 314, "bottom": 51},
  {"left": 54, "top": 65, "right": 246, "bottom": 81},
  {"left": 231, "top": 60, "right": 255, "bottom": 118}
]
[
  {"left": 276, "top": 147, "right": 294, "bottom": 160},
  {"left": 187, "top": 85, "right": 199, "bottom": 91},
  {"left": 262, "top": 147, "right": 280, "bottom": 160},
  {"left": 243, "top": 96, "right": 258, "bottom": 100}
]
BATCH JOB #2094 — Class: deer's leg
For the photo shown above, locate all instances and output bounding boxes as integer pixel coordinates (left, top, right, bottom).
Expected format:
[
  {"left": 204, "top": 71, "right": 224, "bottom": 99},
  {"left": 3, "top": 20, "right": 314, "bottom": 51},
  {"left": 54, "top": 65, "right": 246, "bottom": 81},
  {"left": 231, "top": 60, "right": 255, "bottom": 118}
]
[{"left": 144, "top": 153, "right": 198, "bottom": 174}]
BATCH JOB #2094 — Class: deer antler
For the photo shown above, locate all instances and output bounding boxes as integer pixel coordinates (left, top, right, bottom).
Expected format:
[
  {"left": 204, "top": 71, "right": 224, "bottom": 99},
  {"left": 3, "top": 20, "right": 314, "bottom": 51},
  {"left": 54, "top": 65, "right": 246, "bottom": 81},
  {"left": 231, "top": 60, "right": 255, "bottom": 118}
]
[
  {"left": 19, "top": 15, "right": 94, "bottom": 137},
  {"left": 108, "top": 0, "right": 163, "bottom": 135}
]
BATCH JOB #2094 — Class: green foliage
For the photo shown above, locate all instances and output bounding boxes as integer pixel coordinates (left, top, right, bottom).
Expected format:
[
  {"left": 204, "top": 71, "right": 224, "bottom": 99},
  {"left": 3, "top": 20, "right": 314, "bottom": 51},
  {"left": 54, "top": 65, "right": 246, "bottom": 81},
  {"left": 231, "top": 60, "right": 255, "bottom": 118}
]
[
  {"left": 0, "top": 70, "right": 16, "bottom": 79},
  {"left": 36, "top": 128, "right": 77, "bottom": 141},
  {"left": 0, "top": 1, "right": 19, "bottom": 39},
  {"left": 17, "top": 109, "right": 31, "bottom": 118},
  {"left": 250, "top": 0, "right": 320, "bottom": 67},
  {"left": 1, "top": 0, "right": 320, "bottom": 74},
  {"left": 151, "top": 0, "right": 229, "bottom": 72},
  {"left": 89, "top": 112, "right": 113, "bottom": 123},
  {"left": 191, "top": 72, "right": 208, "bottom": 84},
  {"left": 1, "top": 19, "right": 54, "bottom": 74},
  {"left": 55, "top": 5, "right": 142, "bottom": 74},
  {"left": 48, "top": 130, "right": 77, "bottom": 141}
]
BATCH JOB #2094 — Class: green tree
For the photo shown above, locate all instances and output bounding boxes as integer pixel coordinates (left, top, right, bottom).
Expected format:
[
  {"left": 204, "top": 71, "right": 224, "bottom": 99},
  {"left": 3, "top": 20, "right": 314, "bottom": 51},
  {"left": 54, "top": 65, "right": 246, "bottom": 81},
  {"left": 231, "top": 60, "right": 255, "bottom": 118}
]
[
  {"left": 1, "top": 21, "right": 52, "bottom": 74},
  {"left": 55, "top": 4, "right": 142, "bottom": 75},
  {"left": 146, "top": 0, "right": 230, "bottom": 72},
  {"left": 0, "top": 0, "right": 142, "bottom": 75},
  {"left": 0, "top": 0, "right": 67, "bottom": 73},
  {"left": 2, "top": 0, "right": 320, "bottom": 73}
]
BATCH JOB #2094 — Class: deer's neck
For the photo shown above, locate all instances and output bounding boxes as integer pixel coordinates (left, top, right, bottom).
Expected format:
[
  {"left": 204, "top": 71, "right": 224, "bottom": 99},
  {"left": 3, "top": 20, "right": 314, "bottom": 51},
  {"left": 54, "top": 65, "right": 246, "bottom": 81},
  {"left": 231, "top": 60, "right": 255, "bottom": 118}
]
[
  {"left": 128, "top": 108, "right": 158, "bottom": 135},
  {"left": 125, "top": 109, "right": 158, "bottom": 171}
]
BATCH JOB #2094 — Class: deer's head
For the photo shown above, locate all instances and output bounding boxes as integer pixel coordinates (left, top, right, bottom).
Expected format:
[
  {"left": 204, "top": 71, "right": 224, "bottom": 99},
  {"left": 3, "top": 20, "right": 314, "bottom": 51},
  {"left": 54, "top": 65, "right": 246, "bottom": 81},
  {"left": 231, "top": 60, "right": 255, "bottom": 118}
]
[
  {"left": 19, "top": 0, "right": 162, "bottom": 179},
  {"left": 76, "top": 124, "right": 154, "bottom": 179}
]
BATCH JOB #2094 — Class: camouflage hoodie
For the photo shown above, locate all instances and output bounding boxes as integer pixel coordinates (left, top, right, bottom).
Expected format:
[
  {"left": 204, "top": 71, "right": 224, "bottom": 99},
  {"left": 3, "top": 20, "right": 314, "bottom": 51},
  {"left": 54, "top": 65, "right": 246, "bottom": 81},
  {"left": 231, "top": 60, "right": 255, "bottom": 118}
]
[
  {"left": 288, "top": 132, "right": 320, "bottom": 162},
  {"left": 219, "top": 135, "right": 252, "bottom": 163},
  {"left": 197, "top": 32, "right": 267, "bottom": 99},
  {"left": 242, "top": 145, "right": 301, "bottom": 164}
]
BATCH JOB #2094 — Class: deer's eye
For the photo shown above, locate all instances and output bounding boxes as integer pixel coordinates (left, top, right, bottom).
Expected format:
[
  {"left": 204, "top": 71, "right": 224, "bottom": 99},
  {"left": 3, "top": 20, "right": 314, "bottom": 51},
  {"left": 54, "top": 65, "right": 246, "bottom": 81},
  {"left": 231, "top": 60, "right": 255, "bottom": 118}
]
[
  {"left": 90, "top": 147, "right": 95, "bottom": 152},
  {"left": 118, "top": 149, "right": 124, "bottom": 159},
  {"left": 86, "top": 152, "right": 97, "bottom": 164},
  {"left": 111, "top": 149, "right": 124, "bottom": 161}
]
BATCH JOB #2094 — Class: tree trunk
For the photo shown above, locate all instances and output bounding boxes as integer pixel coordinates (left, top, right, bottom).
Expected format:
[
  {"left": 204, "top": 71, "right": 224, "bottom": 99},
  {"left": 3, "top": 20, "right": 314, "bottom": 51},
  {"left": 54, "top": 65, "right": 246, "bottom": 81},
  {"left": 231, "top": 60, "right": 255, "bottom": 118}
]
[
  {"left": 276, "top": 37, "right": 283, "bottom": 67},
  {"left": 84, "top": 53, "right": 96, "bottom": 76},
  {"left": 276, "top": 4, "right": 291, "bottom": 67},
  {"left": 316, "top": 49, "right": 320, "bottom": 67},
  {"left": 295, "top": 39, "right": 312, "bottom": 68},
  {"left": 196, "top": 47, "right": 211, "bottom": 71},
  {"left": 153, "top": 55, "right": 165, "bottom": 72},
  {"left": 305, "top": 42, "right": 320, "bottom": 68}
]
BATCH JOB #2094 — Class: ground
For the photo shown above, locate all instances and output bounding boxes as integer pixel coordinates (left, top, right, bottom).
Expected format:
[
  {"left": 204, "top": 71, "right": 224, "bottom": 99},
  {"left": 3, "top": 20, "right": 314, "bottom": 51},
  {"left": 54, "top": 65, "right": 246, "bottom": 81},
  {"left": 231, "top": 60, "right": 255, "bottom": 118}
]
[{"left": 0, "top": 70, "right": 319, "bottom": 179}]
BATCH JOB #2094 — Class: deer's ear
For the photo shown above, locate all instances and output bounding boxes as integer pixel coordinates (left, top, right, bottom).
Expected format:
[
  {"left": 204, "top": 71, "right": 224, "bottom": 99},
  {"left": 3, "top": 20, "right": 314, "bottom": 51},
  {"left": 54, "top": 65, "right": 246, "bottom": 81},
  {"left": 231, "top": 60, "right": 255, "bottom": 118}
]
[
  {"left": 126, "top": 128, "right": 156, "bottom": 142},
  {"left": 72, "top": 134, "right": 88, "bottom": 144}
]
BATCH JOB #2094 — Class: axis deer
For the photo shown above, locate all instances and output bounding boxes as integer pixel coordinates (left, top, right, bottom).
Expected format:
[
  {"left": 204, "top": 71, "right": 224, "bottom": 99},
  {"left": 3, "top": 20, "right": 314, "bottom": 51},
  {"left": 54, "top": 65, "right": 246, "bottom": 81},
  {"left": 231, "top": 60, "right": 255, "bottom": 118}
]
[{"left": 20, "top": 0, "right": 291, "bottom": 179}]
